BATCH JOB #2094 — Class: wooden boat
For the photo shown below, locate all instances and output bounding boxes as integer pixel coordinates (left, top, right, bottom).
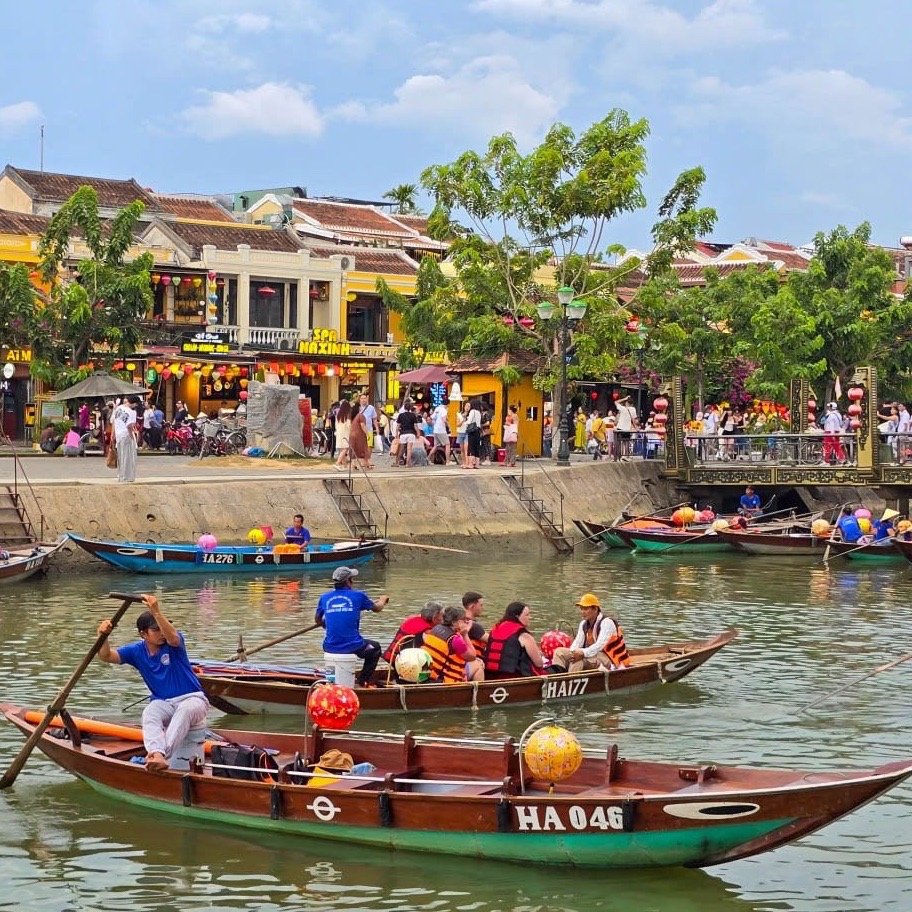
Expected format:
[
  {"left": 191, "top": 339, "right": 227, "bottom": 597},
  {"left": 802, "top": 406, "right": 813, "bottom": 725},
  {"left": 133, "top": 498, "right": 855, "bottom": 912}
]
[
  {"left": 611, "top": 525, "right": 734, "bottom": 554},
  {"left": 0, "top": 539, "right": 65, "bottom": 584},
  {"left": 823, "top": 538, "right": 904, "bottom": 563},
  {"left": 714, "top": 528, "right": 825, "bottom": 556},
  {"left": 193, "top": 629, "right": 738, "bottom": 715},
  {"left": 65, "top": 532, "right": 387, "bottom": 575},
  {"left": 888, "top": 537, "right": 912, "bottom": 565},
  {"left": 4, "top": 703, "right": 910, "bottom": 869}
]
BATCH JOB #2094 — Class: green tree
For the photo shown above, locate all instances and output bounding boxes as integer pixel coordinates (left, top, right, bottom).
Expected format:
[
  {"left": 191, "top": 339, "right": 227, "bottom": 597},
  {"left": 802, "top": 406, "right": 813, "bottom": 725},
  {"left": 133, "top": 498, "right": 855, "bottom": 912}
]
[
  {"left": 0, "top": 262, "right": 41, "bottom": 346},
  {"left": 34, "top": 186, "right": 153, "bottom": 388},
  {"left": 383, "top": 183, "right": 421, "bottom": 215}
]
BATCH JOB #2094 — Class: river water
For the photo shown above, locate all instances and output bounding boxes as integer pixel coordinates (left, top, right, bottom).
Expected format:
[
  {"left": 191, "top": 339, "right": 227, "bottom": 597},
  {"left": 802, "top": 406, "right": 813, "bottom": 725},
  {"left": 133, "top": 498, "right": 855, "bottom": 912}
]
[{"left": 0, "top": 548, "right": 910, "bottom": 912}]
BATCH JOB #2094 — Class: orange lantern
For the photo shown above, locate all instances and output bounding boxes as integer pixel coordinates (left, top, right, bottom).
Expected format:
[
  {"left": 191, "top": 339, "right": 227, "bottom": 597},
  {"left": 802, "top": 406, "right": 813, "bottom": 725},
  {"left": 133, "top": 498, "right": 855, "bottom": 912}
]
[
  {"left": 306, "top": 684, "right": 360, "bottom": 730},
  {"left": 151, "top": 273, "right": 161, "bottom": 285},
  {"left": 239, "top": 378, "right": 249, "bottom": 389}
]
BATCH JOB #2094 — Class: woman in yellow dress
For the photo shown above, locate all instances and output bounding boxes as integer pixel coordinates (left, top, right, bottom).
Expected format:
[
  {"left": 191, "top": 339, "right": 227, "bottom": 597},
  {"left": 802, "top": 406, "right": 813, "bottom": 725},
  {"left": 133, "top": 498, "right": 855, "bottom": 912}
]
[{"left": 574, "top": 408, "right": 587, "bottom": 451}]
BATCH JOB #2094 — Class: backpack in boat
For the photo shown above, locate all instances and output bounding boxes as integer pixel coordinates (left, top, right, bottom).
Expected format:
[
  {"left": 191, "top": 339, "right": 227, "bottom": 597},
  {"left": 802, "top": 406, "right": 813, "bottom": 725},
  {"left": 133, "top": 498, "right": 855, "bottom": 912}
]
[{"left": 210, "top": 742, "right": 279, "bottom": 782}]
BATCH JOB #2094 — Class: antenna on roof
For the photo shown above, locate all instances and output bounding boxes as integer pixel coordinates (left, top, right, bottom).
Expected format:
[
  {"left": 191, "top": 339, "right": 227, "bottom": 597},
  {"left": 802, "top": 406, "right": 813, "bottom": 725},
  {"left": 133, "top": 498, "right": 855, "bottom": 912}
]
[{"left": 39, "top": 124, "right": 45, "bottom": 172}]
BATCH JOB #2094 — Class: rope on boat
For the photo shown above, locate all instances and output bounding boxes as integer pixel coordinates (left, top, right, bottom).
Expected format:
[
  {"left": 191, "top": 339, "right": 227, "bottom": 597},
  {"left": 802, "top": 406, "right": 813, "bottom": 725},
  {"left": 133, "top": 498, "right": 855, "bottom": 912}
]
[
  {"left": 601, "top": 666, "right": 611, "bottom": 695},
  {"left": 398, "top": 685, "right": 408, "bottom": 712},
  {"left": 471, "top": 681, "right": 479, "bottom": 711}
]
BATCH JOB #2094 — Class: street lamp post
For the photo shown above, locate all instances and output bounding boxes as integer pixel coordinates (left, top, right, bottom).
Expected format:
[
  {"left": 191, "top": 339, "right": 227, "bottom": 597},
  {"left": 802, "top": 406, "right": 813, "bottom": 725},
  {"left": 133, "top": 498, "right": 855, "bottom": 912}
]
[{"left": 536, "top": 286, "right": 587, "bottom": 467}]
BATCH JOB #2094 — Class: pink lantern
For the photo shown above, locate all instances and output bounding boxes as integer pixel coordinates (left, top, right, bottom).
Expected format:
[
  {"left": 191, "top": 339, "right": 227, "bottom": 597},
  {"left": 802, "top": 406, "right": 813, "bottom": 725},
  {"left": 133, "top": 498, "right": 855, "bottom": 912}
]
[
  {"left": 518, "top": 316, "right": 535, "bottom": 328},
  {"left": 653, "top": 396, "right": 669, "bottom": 413},
  {"left": 239, "top": 390, "right": 249, "bottom": 401},
  {"left": 208, "top": 270, "right": 217, "bottom": 280},
  {"left": 854, "top": 507, "right": 872, "bottom": 519},
  {"left": 849, "top": 418, "right": 861, "bottom": 430},
  {"left": 161, "top": 368, "right": 172, "bottom": 380},
  {"left": 160, "top": 275, "right": 171, "bottom": 286},
  {"left": 197, "top": 533, "right": 218, "bottom": 551},
  {"left": 807, "top": 398, "right": 817, "bottom": 412},
  {"left": 654, "top": 413, "right": 668, "bottom": 425},
  {"left": 807, "top": 413, "right": 816, "bottom": 424},
  {"left": 847, "top": 387, "right": 864, "bottom": 402},
  {"left": 182, "top": 364, "right": 194, "bottom": 376},
  {"left": 847, "top": 403, "right": 862, "bottom": 417}
]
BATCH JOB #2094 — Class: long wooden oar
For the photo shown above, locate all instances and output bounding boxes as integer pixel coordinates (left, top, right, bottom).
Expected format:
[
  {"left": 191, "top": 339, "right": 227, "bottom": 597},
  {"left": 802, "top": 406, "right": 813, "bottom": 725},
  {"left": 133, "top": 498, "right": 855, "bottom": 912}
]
[
  {"left": 326, "top": 536, "right": 469, "bottom": 555},
  {"left": 226, "top": 622, "right": 321, "bottom": 663},
  {"left": 0, "top": 591, "right": 146, "bottom": 790},
  {"left": 793, "top": 651, "right": 912, "bottom": 715}
]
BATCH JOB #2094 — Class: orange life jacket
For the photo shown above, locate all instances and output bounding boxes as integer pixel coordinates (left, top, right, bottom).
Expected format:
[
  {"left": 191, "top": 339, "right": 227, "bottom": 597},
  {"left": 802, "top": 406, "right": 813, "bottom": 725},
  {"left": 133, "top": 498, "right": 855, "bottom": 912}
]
[
  {"left": 467, "top": 620, "right": 486, "bottom": 660},
  {"left": 382, "top": 615, "right": 432, "bottom": 664},
  {"left": 587, "top": 613, "right": 630, "bottom": 667},
  {"left": 421, "top": 624, "right": 467, "bottom": 684}
]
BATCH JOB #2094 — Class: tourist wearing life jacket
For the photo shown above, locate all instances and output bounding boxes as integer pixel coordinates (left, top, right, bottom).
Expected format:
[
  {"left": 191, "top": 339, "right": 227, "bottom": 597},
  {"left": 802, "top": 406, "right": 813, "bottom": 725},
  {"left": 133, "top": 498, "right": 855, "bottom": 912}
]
[
  {"left": 382, "top": 602, "right": 443, "bottom": 665},
  {"left": 422, "top": 606, "right": 479, "bottom": 684},
  {"left": 462, "top": 590, "right": 487, "bottom": 681},
  {"left": 549, "top": 593, "right": 630, "bottom": 673},
  {"left": 485, "top": 601, "right": 546, "bottom": 679}
]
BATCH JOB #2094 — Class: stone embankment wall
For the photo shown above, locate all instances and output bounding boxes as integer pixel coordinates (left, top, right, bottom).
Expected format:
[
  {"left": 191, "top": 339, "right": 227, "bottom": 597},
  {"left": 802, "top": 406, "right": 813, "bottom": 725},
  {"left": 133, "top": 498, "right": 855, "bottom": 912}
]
[{"left": 23, "top": 462, "right": 677, "bottom": 569}]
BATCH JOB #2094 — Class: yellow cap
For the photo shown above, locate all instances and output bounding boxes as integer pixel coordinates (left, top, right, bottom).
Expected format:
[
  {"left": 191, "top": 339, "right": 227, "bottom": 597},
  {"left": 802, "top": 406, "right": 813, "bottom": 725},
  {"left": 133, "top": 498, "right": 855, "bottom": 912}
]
[{"left": 576, "top": 593, "right": 601, "bottom": 608}]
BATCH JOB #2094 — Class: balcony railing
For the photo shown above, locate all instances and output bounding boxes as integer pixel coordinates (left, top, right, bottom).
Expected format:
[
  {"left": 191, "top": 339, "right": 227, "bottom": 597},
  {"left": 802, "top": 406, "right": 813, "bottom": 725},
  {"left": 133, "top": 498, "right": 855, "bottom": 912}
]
[
  {"left": 880, "top": 433, "right": 912, "bottom": 465},
  {"left": 684, "top": 432, "right": 859, "bottom": 467},
  {"left": 244, "top": 327, "right": 301, "bottom": 350}
]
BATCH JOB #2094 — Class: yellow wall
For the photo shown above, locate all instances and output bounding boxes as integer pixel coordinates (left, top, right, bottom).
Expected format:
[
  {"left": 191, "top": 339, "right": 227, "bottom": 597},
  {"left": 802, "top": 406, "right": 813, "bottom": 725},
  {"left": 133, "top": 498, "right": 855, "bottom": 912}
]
[
  {"left": 247, "top": 198, "right": 284, "bottom": 224},
  {"left": 0, "top": 177, "right": 33, "bottom": 214},
  {"left": 455, "top": 371, "right": 543, "bottom": 456},
  {"left": 0, "top": 232, "right": 40, "bottom": 265},
  {"left": 342, "top": 269, "right": 417, "bottom": 342}
]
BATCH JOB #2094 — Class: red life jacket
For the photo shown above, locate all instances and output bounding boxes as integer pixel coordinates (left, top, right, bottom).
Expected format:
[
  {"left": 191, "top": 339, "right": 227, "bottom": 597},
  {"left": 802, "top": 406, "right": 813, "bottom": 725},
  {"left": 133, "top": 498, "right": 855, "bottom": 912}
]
[
  {"left": 485, "top": 620, "right": 533, "bottom": 677},
  {"left": 421, "top": 624, "right": 467, "bottom": 684},
  {"left": 382, "top": 615, "right": 431, "bottom": 664}
]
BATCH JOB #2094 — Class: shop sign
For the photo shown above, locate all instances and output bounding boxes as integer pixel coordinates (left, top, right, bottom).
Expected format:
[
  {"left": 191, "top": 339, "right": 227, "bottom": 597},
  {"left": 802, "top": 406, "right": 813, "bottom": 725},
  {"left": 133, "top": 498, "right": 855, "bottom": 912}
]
[
  {"left": 0, "top": 346, "right": 32, "bottom": 363},
  {"left": 298, "top": 328, "right": 397, "bottom": 360},
  {"left": 181, "top": 331, "right": 230, "bottom": 355}
]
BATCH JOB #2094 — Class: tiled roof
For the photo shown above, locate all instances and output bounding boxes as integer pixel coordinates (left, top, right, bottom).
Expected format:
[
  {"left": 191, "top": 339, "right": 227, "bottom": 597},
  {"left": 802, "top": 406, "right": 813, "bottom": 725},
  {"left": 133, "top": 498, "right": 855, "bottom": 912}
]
[
  {"left": 765, "top": 250, "right": 811, "bottom": 270},
  {"left": 756, "top": 239, "right": 796, "bottom": 252},
  {"left": 675, "top": 262, "right": 767, "bottom": 285},
  {"left": 0, "top": 209, "right": 50, "bottom": 234},
  {"left": 392, "top": 214, "right": 430, "bottom": 233},
  {"left": 293, "top": 199, "right": 413, "bottom": 237},
  {"left": 153, "top": 194, "right": 236, "bottom": 223},
  {"left": 6, "top": 166, "right": 161, "bottom": 211},
  {"left": 306, "top": 244, "right": 418, "bottom": 275},
  {"left": 449, "top": 349, "right": 543, "bottom": 374},
  {"left": 162, "top": 220, "right": 304, "bottom": 254}
]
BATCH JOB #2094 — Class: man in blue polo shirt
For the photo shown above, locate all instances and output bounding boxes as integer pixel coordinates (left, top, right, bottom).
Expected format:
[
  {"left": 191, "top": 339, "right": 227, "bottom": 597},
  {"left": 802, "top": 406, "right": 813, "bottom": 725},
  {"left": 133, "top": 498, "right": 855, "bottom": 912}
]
[
  {"left": 739, "top": 486, "right": 762, "bottom": 517},
  {"left": 96, "top": 594, "right": 208, "bottom": 772},
  {"left": 836, "top": 506, "right": 863, "bottom": 543},
  {"left": 315, "top": 567, "right": 389, "bottom": 686},
  {"left": 284, "top": 513, "right": 311, "bottom": 547}
]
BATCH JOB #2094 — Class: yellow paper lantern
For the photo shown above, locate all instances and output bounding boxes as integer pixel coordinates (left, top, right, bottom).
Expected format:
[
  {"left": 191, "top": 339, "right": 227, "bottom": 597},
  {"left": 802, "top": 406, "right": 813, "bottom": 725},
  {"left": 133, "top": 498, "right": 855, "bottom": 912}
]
[
  {"left": 712, "top": 518, "right": 729, "bottom": 531},
  {"left": 811, "top": 519, "right": 831, "bottom": 538},
  {"left": 247, "top": 528, "right": 267, "bottom": 545},
  {"left": 858, "top": 518, "right": 872, "bottom": 534},
  {"left": 125, "top": 362, "right": 136, "bottom": 372},
  {"left": 523, "top": 725, "right": 583, "bottom": 783},
  {"left": 897, "top": 520, "right": 912, "bottom": 534},
  {"left": 239, "top": 378, "right": 249, "bottom": 389}
]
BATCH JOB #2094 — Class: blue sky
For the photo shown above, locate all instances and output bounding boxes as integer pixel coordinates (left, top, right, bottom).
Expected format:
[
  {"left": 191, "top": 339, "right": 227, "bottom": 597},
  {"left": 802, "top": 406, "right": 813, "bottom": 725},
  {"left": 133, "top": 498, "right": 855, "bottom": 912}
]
[{"left": 1, "top": 0, "right": 909, "bottom": 249}]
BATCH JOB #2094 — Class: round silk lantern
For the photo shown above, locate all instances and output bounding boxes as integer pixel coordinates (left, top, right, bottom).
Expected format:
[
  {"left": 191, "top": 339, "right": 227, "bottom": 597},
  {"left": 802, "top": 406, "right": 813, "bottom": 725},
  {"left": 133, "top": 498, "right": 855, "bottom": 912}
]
[
  {"left": 712, "top": 518, "right": 729, "bottom": 531},
  {"left": 898, "top": 520, "right": 912, "bottom": 534},
  {"left": 847, "top": 403, "right": 862, "bottom": 417},
  {"left": 850, "top": 418, "right": 861, "bottom": 430},
  {"left": 160, "top": 275, "right": 171, "bottom": 286},
  {"left": 523, "top": 725, "right": 583, "bottom": 783},
  {"left": 247, "top": 528, "right": 267, "bottom": 545},
  {"left": 854, "top": 508, "right": 872, "bottom": 520},
  {"left": 239, "top": 390, "right": 249, "bottom": 401},
  {"left": 307, "top": 683, "right": 360, "bottom": 730},
  {"left": 394, "top": 647, "right": 432, "bottom": 683},
  {"left": 654, "top": 396, "right": 669, "bottom": 413},
  {"left": 672, "top": 509, "right": 686, "bottom": 527},
  {"left": 539, "top": 629, "right": 573, "bottom": 660},
  {"left": 197, "top": 533, "right": 218, "bottom": 551},
  {"left": 847, "top": 387, "right": 864, "bottom": 402},
  {"left": 698, "top": 509, "right": 715, "bottom": 523},
  {"left": 858, "top": 518, "right": 872, "bottom": 534},
  {"left": 811, "top": 519, "right": 831, "bottom": 538}
]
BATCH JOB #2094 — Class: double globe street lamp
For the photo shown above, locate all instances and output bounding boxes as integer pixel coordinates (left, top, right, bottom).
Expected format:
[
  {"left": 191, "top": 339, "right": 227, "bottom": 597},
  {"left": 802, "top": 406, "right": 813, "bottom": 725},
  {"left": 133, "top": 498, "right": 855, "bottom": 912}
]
[{"left": 536, "top": 286, "right": 588, "bottom": 466}]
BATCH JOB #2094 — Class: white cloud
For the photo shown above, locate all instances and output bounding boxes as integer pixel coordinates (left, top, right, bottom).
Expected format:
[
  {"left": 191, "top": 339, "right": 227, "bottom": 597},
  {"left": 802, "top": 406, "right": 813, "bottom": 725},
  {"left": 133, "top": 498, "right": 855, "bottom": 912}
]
[
  {"left": 472, "top": 0, "right": 783, "bottom": 51},
  {"left": 683, "top": 69, "right": 912, "bottom": 151},
  {"left": 197, "top": 12, "right": 272, "bottom": 33},
  {"left": 334, "top": 55, "right": 560, "bottom": 146},
  {"left": 182, "top": 83, "right": 324, "bottom": 139},
  {"left": 0, "top": 101, "right": 42, "bottom": 131}
]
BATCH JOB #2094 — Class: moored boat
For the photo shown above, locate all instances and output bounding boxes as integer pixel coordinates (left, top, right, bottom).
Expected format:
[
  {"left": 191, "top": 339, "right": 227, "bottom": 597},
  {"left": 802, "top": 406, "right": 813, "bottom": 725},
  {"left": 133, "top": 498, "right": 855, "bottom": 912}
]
[
  {"left": 888, "top": 537, "right": 912, "bottom": 565},
  {"left": 65, "top": 532, "right": 387, "bottom": 574},
  {"left": 4, "top": 703, "right": 910, "bottom": 869},
  {"left": 714, "top": 528, "right": 825, "bottom": 556},
  {"left": 612, "top": 526, "right": 734, "bottom": 553},
  {"left": 0, "top": 539, "right": 65, "bottom": 584},
  {"left": 824, "top": 538, "right": 904, "bottom": 563},
  {"left": 193, "top": 629, "right": 738, "bottom": 715}
]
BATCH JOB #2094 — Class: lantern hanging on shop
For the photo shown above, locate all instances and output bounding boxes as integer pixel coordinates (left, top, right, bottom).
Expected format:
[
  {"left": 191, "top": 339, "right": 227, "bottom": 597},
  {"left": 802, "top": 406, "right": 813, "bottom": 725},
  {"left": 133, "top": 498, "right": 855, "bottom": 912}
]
[
  {"left": 239, "top": 366, "right": 249, "bottom": 378},
  {"left": 182, "top": 364, "right": 193, "bottom": 376},
  {"left": 170, "top": 276, "right": 180, "bottom": 287},
  {"left": 653, "top": 396, "right": 669, "bottom": 413},
  {"left": 161, "top": 368, "right": 172, "bottom": 380},
  {"left": 239, "top": 390, "right": 249, "bottom": 401},
  {"left": 181, "top": 276, "right": 192, "bottom": 285},
  {"left": 151, "top": 273, "right": 160, "bottom": 285},
  {"left": 207, "top": 281, "right": 217, "bottom": 293},
  {"left": 193, "top": 370, "right": 202, "bottom": 379},
  {"left": 208, "top": 270, "right": 217, "bottom": 280},
  {"left": 146, "top": 368, "right": 158, "bottom": 383},
  {"left": 847, "top": 403, "right": 862, "bottom": 417},
  {"left": 239, "top": 378, "right": 248, "bottom": 389},
  {"left": 126, "top": 362, "right": 136, "bottom": 372},
  {"left": 192, "top": 277, "right": 202, "bottom": 288},
  {"left": 160, "top": 275, "right": 171, "bottom": 286},
  {"left": 847, "top": 386, "right": 864, "bottom": 402},
  {"left": 285, "top": 362, "right": 295, "bottom": 375}
]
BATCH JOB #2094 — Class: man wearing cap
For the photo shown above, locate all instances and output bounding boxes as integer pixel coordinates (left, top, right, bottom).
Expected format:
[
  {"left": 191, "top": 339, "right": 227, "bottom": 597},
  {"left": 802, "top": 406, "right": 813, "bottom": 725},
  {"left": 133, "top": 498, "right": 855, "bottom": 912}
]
[
  {"left": 95, "top": 594, "right": 208, "bottom": 772},
  {"left": 315, "top": 567, "right": 390, "bottom": 687},
  {"left": 548, "top": 593, "right": 630, "bottom": 673}
]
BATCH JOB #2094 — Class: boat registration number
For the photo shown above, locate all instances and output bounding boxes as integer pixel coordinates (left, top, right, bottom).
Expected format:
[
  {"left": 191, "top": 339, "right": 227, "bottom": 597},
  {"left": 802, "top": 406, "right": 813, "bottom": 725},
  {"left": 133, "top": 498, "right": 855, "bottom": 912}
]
[
  {"left": 541, "top": 677, "right": 589, "bottom": 700},
  {"left": 24, "top": 558, "right": 41, "bottom": 571},
  {"left": 515, "top": 804, "right": 625, "bottom": 832},
  {"left": 201, "top": 553, "right": 239, "bottom": 564}
]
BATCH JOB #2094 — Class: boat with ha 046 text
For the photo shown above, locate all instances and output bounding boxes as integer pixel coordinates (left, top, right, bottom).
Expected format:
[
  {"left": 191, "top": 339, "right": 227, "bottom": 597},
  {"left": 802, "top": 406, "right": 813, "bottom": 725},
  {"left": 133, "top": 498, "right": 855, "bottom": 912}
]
[
  {"left": 193, "top": 629, "right": 738, "bottom": 715},
  {"left": 3, "top": 704, "right": 910, "bottom": 870},
  {"left": 0, "top": 539, "right": 65, "bottom": 584},
  {"left": 65, "top": 532, "right": 386, "bottom": 574}
]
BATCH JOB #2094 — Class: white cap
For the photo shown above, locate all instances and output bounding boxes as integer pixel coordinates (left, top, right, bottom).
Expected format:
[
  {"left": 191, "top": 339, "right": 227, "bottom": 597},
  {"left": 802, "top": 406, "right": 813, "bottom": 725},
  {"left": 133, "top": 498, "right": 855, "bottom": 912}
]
[{"left": 332, "top": 566, "right": 359, "bottom": 582}]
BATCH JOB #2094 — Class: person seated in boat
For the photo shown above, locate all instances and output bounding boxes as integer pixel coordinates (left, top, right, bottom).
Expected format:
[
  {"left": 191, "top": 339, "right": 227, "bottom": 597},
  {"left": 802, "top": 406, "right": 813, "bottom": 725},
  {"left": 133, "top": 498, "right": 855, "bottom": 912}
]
[
  {"left": 836, "top": 506, "right": 863, "bottom": 543},
  {"left": 462, "top": 591, "right": 488, "bottom": 679},
  {"left": 284, "top": 514, "right": 311, "bottom": 547},
  {"left": 95, "top": 594, "right": 209, "bottom": 773},
  {"left": 315, "top": 567, "right": 390, "bottom": 687},
  {"left": 422, "top": 606, "right": 482, "bottom": 683},
  {"left": 738, "top": 486, "right": 762, "bottom": 518},
  {"left": 484, "top": 601, "right": 546, "bottom": 679},
  {"left": 548, "top": 593, "right": 630, "bottom": 674},
  {"left": 871, "top": 510, "right": 899, "bottom": 541},
  {"left": 382, "top": 601, "right": 443, "bottom": 666}
]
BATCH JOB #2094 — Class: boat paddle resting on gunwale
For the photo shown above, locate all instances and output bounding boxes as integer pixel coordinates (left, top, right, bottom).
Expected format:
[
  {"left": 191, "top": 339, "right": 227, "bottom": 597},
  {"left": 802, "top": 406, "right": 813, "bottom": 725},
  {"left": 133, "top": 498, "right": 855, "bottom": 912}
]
[
  {"left": 65, "top": 533, "right": 387, "bottom": 574},
  {"left": 193, "top": 629, "right": 738, "bottom": 715},
  {"left": 0, "top": 539, "right": 65, "bottom": 584},
  {"left": 823, "top": 538, "right": 905, "bottom": 563},
  {"left": 3, "top": 704, "right": 910, "bottom": 869}
]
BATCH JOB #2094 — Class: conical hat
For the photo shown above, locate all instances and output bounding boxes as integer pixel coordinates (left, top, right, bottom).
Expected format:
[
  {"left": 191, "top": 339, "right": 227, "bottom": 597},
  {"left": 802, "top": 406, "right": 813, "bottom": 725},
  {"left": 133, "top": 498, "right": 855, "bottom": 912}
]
[{"left": 881, "top": 508, "right": 900, "bottom": 522}]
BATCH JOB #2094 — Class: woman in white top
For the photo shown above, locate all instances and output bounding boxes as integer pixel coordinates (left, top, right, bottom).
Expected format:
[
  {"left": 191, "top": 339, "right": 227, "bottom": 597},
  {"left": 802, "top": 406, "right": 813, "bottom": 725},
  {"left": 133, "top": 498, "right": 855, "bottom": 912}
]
[
  {"left": 334, "top": 400, "right": 352, "bottom": 469},
  {"left": 463, "top": 401, "right": 483, "bottom": 469},
  {"left": 503, "top": 405, "right": 519, "bottom": 467}
]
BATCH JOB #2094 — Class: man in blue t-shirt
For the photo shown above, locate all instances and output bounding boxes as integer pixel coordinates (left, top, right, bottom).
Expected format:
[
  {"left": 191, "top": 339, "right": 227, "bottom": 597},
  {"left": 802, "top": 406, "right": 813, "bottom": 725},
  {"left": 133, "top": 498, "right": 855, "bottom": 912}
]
[
  {"left": 96, "top": 594, "right": 208, "bottom": 772},
  {"left": 284, "top": 513, "right": 311, "bottom": 547},
  {"left": 739, "top": 486, "right": 762, "bottom": 517},
  {"left": 836, "top": 507, "right": 863, "bottom": 543},
  {"left": 315, "top": 567, "right": 389, "bottom": 686}
]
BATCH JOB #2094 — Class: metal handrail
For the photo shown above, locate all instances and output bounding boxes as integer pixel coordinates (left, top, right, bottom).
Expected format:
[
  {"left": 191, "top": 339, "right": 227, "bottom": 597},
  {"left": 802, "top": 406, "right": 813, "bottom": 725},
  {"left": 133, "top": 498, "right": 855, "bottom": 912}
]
[
  {"left": 1, "top": 433, "right": 44, "bottom": 541},
  {"left": 346, "top": 458, "right": 389, "bottom": 539},
  {"left": 685, "top": 431, "right": 859, "bottom": 467},
  {"left": 532, "top": 454, "right": 566, "bottom": 533}
]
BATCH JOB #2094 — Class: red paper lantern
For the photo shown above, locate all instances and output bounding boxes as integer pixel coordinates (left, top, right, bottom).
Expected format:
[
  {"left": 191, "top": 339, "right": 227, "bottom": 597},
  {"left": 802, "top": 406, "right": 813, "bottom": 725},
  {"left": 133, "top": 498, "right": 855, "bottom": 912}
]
[
  {"left": 847, "top": 403, "right": 862, "bottom": 417},
  {"left": 654, "top": 413, "right": 668, "bottom": 424},
  {"left": 518, "top": 317, "right": 535, "bottom": 328},
  {"left": 850, "top": 418, "right": 861, "bottom": 430},
  {"left": 612, "top": 391, "right": 621, "bottom": 401},
  {"left": 590, "top": 391, "right": 598, "bottom": 401},
  {"left": 258, "top": 285, "right": 276, "bottom": 296},
  {"left": 807, "top": 398, "right": 817, "bottom": 412},
  {"left": 539, "top": 629, "right": 573, "bottom": 660},
  {"left": 653, "top": 396, "right": 669, "bottom": 413},
  {"left": 625, "top": 318, "right": 640, "bottom": 333},
  {"left": 807, "top": 412, "right": 816, "bottom": 424},
  {"left": 306, "top": 684, "right": 360, "bottom": 730},
  {"left": 182, "top": 364, "right": 193, "bottom": 376},
  {"left": 161, "top": 368, "right": 172, "bottom": 380},
  {"left": 847, "top": 387, "right": 864, "bottom": 402},
  {"left": 239, "top": 390, "right": 249, "bottom": 401}
]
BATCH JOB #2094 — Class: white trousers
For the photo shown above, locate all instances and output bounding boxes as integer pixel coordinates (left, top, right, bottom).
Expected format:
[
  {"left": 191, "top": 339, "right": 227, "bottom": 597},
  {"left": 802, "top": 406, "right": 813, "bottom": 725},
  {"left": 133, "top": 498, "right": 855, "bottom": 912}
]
[{"left": 141, "top": 692, "right": 209, "bottom": 759}]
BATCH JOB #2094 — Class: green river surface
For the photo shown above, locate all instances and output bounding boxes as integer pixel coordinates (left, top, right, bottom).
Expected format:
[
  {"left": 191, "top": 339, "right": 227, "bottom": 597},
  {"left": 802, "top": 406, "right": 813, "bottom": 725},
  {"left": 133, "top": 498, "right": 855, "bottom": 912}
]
[{"left": 0, "top": 547, "right": 909, "bottom": 912}]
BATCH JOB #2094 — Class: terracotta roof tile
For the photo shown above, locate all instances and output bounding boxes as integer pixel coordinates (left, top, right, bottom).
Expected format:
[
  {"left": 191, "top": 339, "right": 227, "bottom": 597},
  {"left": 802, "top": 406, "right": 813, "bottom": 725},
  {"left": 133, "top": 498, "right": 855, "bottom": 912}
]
[
  {"left": 293, "top": 199, "right": 413, "bottom": 237},
  {"left": 153, "top": 195, "right": 236, "bottom": 223},
  {"left": 674, "top": 262, "right": 766, "bottom": 285},
  {"left": 306, "top": 244, "right": 417, "bottom": 275},
  {"left": 7, "top": 166, "right": 161, "bottom": 211},
  {"left": 162, "top": 220, "right": 303, "bottom": 254},
  {"left": 0, "top": 209, "right": 50, "bottom": 234},
  {"left": 449, "top": 350, "right": 543, "bottom": 374},
  {"left": 392, "top": 214, "right": 430, "bottom": 233},
  {"left": 765, "top": 250, "right": 811, "bottom": 270}
]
